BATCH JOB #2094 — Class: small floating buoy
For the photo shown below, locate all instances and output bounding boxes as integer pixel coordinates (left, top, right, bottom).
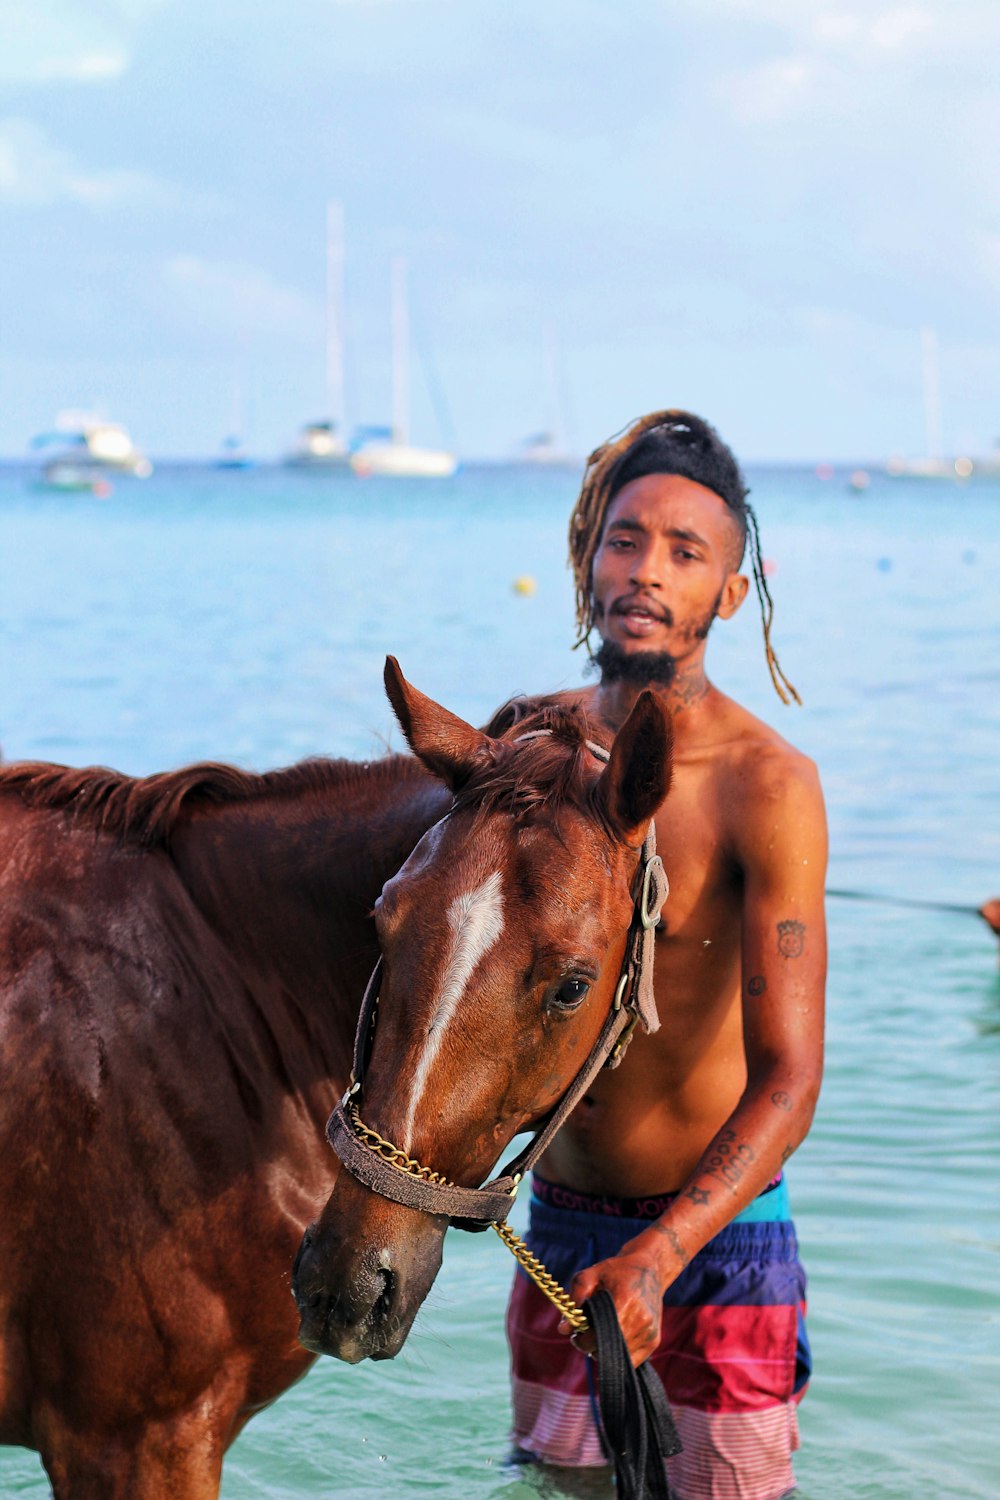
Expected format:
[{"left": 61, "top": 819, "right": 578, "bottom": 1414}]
[
  {"left": 512, "top": 575, "right": 536, "bottom": 597},
  {"left": 815, "top": 464, "right": 834, "bottom": 481},
  {"left": 92, "top": 479, "right": 113, "bottom": 500},
  {"left": 848, "top": 470, "right": 870, "bottom": 492}
]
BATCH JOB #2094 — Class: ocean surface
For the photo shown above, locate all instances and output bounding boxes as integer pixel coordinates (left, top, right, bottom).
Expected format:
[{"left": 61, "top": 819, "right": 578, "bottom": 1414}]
[{"left": 1, "top": 460, "right": 998, "bottom": 1499}]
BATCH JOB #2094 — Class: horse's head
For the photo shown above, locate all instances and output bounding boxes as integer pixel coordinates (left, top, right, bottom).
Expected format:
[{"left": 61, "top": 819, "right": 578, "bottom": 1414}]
[{"left": 293, "top": 658, "right": 671, "bottom": 1362}]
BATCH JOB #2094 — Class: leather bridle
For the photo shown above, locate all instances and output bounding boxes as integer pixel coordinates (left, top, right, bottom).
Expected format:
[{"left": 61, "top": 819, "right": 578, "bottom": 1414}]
[{"left": 325, "top": 738, "right": 669, "bottom": 1230}]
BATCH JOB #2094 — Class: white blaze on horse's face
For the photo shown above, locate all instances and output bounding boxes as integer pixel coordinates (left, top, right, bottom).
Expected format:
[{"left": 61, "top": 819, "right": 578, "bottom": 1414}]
[{"left": 401, "top": 868, "right": 505, "bottom": 1151}]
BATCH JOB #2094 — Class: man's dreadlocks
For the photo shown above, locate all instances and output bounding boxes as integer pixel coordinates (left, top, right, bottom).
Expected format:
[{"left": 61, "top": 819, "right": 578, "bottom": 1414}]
[{"left": 568, "top": 409, "right": 801, "bottom": 706}]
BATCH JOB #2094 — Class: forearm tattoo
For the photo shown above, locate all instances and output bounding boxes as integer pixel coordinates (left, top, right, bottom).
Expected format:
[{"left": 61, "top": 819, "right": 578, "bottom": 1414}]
[
  {"left": 704, "top": 1126, "right": 755, "bottom": 1191},
  {"left": 652, "top": 1221, "right": 691, "bottom": 1269},
  {"left": 771, "top": 1090, "right": 793, "bottom": 1111},
  {"left": 776, "top": 919, "right": 805, "bottom": 958},
  {"left": 685, "top": 1184, "right": 711, "bottom": 1206},
  {"left": 747, "top": 974, "right": 767, "bottom": 997},
  {"left": 631, "top": 1262, "right": 663, "bottom": 1306}
]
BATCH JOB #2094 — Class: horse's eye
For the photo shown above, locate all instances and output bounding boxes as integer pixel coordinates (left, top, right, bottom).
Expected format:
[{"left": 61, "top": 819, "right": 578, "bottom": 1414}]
[{"left": 551, "top": 977, "right": 590, "bottom": 1011}]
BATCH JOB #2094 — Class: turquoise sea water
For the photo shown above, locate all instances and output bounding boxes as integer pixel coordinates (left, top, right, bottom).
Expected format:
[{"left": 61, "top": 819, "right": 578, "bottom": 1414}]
[{"left": 1, "top": 462, "right": 998, "bottom": 1499}]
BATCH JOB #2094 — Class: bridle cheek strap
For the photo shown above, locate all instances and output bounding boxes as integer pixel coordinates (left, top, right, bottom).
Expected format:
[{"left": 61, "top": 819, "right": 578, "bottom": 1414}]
[{"left": 629, "top": 840, "right": 669, "bottom": 1040}]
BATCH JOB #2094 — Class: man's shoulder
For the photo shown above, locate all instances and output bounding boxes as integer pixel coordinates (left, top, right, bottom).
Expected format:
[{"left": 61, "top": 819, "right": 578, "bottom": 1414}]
[
  {"left": 707, "top": 691, "right": 822, "bottom": 808},
  {"left": 701, "top": 696, "right": 827, "bottom": 886}
]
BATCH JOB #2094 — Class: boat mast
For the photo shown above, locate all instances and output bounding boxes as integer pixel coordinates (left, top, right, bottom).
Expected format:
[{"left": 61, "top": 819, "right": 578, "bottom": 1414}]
[
  {"left": 391, "top": 256, "right": 409, "bottom": 446},
  {"left": 326, "top": 201, "right": 346, "bottom": 438}
]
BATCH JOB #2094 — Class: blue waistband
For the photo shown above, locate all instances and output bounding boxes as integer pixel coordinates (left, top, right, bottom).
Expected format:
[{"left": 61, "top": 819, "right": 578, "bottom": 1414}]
[{"left": 530, "top": 1172, "right": 790, "bottom": 1226}]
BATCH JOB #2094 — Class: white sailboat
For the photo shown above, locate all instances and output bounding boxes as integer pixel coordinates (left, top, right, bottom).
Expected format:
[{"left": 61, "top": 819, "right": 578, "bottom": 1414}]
[
  {"left": 515, "top": 320, "right": 578, "bottom": 469},
  {"left": 350, "top": 258, "right": 457, "bottom": 478},
  {"left": 286, "top": 202, "right": 352, "bottom": 469},
  {"left": 216, "top": 366, "right": 254, "bottom": 469},
  {"left": 885, "top": 327, "right": 974, "bottom": 481}
]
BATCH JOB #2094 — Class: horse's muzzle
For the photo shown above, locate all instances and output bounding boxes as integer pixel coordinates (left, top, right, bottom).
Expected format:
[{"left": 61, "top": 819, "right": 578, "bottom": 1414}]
[{"left": 291, "top": 1190, "right": 445, "bottom": 1363}]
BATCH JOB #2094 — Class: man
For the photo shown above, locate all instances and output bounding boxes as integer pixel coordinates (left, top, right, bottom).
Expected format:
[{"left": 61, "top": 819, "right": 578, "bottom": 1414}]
[
  {"left": 506, "top": 410, "right": 827, "bottom": 1500},
  {"left": 979, "top": 899, "right": 1000, "bottom": 939}
]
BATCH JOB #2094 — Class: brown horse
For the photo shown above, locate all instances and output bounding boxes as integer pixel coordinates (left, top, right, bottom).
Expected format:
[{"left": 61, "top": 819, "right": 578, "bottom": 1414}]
[
  {"left": 0, "top": 706, "right": 449, "bottom": 1497},
  {"left": 292, "top": 660, "right": 671, "bottom": 1365},
  {"left": 0, "top": 659, "right": 668, "bottom": 1497}
]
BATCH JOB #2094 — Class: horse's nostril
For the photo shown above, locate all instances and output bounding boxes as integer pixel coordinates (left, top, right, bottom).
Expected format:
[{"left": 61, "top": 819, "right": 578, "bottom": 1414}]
[{"left": 373, "top": 1267, "right": 396, "bottom": 1322}]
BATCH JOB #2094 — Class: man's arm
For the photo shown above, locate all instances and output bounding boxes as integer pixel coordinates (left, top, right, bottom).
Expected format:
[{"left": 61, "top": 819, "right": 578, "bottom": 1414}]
[{"left": 568, "top": 750, "right": 828, "bottom": 1366}]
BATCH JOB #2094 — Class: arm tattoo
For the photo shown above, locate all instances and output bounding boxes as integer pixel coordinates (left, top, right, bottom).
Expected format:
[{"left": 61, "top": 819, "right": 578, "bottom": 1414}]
[
  {"left": 771, "top": 1090, "right": 793, "bottom": 1111},
  {"left": 631, "top": 1263, "right": 662, "bottom": 1306},
  {"left": 776, "top": 919, "right": 806, "bottom": 958},
  {"left": 685, "top": 1184, "right": 711, "bottom": 1206},
  {"left": 653, "top": 1221, "right": 691, "bottom": 1268},
  {"left": 703, "top": 1126, "right": 756, "bottom": 1192},
  {"left": 780, "top": 1144, "right": 794, "bottom": 1164},
  {"left": 747, "top": 975, "right": 767, "bottom": 997}
]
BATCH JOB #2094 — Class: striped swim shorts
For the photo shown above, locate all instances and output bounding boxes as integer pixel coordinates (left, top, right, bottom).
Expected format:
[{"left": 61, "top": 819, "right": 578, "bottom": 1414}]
[{"left": 507, "top": 1173, "right": 811, "bottom": 1500}]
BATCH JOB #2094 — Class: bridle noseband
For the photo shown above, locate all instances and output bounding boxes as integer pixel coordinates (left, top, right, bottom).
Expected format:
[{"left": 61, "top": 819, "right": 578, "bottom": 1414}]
[{"left": 325, "top": 736, "right": 669, "bottom": 1235}]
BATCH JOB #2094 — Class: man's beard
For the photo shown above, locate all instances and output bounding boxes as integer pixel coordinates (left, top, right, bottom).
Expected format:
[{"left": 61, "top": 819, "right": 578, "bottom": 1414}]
[{"left": 588, "top": 639, "right": 678, "bottom": 686}]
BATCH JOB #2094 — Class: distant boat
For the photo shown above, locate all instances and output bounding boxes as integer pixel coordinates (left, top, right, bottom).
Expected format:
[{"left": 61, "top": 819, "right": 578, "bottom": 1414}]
[
  {"left": 215, "top": 434, "right": 255, "bottom": 470},
  {"left": 515, "top": 322, "right": 578, "bottom": 469},
  {"left": 884, "top": 327, "right": 977, "bottom": 482},
  {"left": 31, "top": 411, "right": 152, "bottom": 490},
  {"left": 285, "top": 202, "right": 352, "bottom": 472},
  {"left": 350, "top": 258, "right": 457, "bottom": 479},
  {"left": 516, "top": 430, "right": 578, "bottom": 469},
  {"left": 285, "top": 420, "right": 350, "bottom": 469},
  {"left": 885, "top": 454, "right": 975, "bottom": 481},
  {"left": 350, "top": 438, "right": 457, "bottom": 479}
]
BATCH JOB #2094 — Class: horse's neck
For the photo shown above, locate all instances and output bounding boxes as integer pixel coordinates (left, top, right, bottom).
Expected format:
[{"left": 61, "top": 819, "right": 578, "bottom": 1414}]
[{"left": 169, "top": 757, "right": 449, "bottom": 1068}]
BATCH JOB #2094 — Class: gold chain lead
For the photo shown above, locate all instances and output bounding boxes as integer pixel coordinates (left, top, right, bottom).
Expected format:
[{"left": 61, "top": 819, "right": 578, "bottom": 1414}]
[{"left": 492, "top": 1220, "right": 589, "bottom": 1332}]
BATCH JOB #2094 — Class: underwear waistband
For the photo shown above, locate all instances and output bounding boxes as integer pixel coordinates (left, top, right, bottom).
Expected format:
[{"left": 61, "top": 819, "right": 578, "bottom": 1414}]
[{"left": 530, "top": 1170, "right": 784, "bottom": 1222}]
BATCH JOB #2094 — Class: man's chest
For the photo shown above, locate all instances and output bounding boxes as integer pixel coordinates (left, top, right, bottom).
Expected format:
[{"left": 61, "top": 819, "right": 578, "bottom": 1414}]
[{"left": 651, "top": 767, "right": 740, "bottom": 938}]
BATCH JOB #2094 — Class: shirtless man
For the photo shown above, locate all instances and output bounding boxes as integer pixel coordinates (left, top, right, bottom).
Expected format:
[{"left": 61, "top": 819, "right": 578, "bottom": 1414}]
[{"left": 506, "top": 410, "right": 828, "bottom": 1500}]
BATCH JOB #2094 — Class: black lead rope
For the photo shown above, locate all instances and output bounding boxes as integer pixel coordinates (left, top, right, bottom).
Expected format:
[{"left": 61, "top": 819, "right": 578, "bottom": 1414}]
[
  {"left": 584, "top": 1290, "right": 682, "bottom": 1500},
  {"left": 825, "top": 887, "right": 981, "bottom": 917}
]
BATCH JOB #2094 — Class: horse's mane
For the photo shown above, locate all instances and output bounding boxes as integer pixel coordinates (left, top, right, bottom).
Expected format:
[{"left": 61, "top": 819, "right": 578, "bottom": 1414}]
[
  {"left": 0, "top": 694, "right": 612, "bottom": 849},
  {"left": 0, "top": 753, "right": 424, "bottom": 848},
  {"left": 460, "top": 694, "right": 612, "bottom": 826}
]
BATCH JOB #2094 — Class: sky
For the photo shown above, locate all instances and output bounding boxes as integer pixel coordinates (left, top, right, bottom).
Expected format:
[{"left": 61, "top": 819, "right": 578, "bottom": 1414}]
[{"left": 2, "top": 0, "right": 999, "bottom": 462}]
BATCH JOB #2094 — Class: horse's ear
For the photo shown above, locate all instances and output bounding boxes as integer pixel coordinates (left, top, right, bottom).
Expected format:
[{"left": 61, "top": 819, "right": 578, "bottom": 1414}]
[
  {"left": 594, "top": 690, "right": 672, "bottom": 843},
  {"left": 384, "top": 656, "right": 491, "bottom": 790}
]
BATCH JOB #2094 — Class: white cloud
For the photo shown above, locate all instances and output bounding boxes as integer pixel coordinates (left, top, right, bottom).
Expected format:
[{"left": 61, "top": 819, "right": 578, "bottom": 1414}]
[
  {"left": 0, "top": 5, "right": 123, "bottom": 84},
  {"left": 866, "top": 7, "right": 934, "bottom": 50},
  {"left": 719, "top": 55, "right": 815, "bottom": 125},
  {"left": 164, "top": 256, "right": 318, "bottom": 339},
  {"left": 810, "top": 5, "right": 934, "bottom": 53},
  {"left": 0, "top": 117, "right": 173, "bottom": 206},
  {"left": 0, "top": 0, "right": 171, "bottom": 85},
  {"left": 710, "top": 5, "right": 939, "bottom": 124}
]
